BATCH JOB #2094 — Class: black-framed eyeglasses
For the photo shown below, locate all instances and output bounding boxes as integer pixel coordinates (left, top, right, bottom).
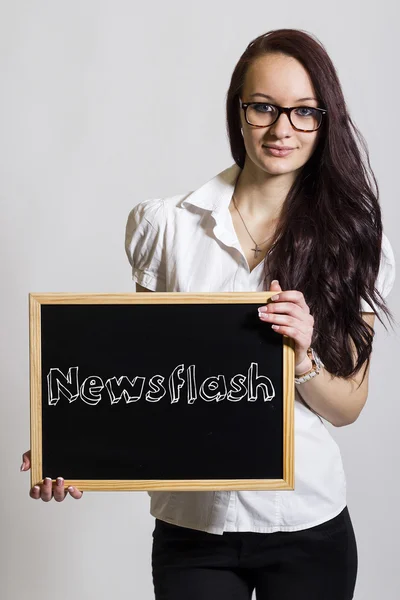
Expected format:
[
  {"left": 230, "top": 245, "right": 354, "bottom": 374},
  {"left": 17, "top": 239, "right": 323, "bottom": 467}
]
[{"left": 240, "top": 99, "right": 327, "bottom": 132}]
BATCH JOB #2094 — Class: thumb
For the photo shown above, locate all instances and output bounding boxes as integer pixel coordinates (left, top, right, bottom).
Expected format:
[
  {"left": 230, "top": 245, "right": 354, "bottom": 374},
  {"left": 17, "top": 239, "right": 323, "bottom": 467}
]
[
  {"left": 270, "top": 279, "right": 282, "bottom": 293},
  {"left": 20, "top": 450, "right": 31, "bottom": 471}
]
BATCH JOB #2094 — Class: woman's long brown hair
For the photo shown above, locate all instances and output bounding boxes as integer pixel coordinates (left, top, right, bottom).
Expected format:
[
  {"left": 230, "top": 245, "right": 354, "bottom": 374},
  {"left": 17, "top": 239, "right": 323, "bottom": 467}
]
[{"left": 226, "top": 28, "right": 396, "bottom": 384}]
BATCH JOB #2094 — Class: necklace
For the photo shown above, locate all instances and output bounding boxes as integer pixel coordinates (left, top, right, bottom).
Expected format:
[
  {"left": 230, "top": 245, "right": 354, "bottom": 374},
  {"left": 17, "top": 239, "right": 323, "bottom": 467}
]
[{"left": 232, "top": 194, "right": 272, "bottom": 259}]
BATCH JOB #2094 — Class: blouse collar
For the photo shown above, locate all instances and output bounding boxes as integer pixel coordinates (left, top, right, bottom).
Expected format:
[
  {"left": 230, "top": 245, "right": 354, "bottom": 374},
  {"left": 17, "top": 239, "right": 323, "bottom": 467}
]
[
  {"left": 181, "top": 163, "right": 241, "bottom": 213},
  {"left": 181, "top": 163, "right": 246, "bottom": 257}
]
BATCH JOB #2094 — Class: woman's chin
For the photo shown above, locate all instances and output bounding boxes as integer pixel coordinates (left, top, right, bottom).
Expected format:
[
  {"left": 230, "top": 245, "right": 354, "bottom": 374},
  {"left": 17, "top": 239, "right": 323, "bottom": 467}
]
[{"left": 258, "top": 159, "right": 298, "bottom": 176}]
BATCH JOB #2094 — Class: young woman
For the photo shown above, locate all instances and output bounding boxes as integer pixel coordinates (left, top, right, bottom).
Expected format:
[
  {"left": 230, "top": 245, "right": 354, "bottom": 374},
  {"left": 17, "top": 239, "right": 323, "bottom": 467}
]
[
  {"left": 22, "top": 28, "right": 395, "bottom": 600},
  {"left": 124, "top": 28, "right": 396, "bottom": 600}
]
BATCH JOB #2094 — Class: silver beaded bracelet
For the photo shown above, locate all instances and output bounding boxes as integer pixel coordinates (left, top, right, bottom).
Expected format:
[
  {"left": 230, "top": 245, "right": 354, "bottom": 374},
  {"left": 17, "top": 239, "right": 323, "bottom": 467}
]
[{"left": 294, "top": 347, "right": 325, "bottom": 385}]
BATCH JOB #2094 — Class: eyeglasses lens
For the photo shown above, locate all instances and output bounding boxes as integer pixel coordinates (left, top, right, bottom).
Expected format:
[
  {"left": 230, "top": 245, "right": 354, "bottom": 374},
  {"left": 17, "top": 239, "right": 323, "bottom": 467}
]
[{"left": 246, "top": 104, "right": 322, "bottom": 131}]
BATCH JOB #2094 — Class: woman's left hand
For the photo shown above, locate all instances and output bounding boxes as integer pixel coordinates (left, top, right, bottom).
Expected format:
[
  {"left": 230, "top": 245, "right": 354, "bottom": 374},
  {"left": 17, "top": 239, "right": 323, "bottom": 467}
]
[{"left": 258, "top": 280, "right": 314, "bottom": 372}]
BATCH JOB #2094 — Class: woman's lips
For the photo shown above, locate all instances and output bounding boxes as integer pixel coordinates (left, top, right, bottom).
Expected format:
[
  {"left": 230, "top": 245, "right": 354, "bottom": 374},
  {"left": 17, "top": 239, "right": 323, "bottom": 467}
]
[{"left": 263, "top": 146, "right": 295, "bottom": 157}]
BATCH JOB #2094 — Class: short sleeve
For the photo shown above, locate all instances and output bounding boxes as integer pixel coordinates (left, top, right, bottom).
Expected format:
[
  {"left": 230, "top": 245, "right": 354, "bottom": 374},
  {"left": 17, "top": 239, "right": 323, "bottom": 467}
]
[
  {"left": 125, "top": 198, "right": 167, "bottom": 291},
  {"left": 360, "top": 232, "right": 396, "bottom": 312}
]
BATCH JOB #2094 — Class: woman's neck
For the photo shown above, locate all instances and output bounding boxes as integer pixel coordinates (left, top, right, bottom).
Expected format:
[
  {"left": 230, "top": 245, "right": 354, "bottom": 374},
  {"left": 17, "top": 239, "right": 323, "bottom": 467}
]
[{"left": 232, "top": 160, "right": 298, "bottom": 221}]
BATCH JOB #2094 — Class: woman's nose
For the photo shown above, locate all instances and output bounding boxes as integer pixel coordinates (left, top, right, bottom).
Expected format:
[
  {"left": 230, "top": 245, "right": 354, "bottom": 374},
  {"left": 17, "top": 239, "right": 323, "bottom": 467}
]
[{"left": 268, "top": 111, "right": 293, "bottom": 137}]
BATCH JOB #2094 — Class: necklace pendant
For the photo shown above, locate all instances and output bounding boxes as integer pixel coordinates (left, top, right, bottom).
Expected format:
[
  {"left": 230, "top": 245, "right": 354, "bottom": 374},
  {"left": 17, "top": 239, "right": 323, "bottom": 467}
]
[{"left": 252, "top": 245, "right": 262, "bottom": 258}]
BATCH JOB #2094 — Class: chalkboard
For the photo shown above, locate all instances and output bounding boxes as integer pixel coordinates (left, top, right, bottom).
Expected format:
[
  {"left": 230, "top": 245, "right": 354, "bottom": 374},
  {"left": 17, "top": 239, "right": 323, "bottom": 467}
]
[{"left": 29, "top": 293, "right": 295, "bottom": 492}]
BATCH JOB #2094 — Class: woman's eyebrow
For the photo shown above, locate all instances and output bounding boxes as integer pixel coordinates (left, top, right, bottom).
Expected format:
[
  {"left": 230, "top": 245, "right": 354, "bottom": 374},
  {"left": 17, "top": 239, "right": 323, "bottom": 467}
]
[{"left": 249, "top": 93, "right": 318, "bottom": 103}]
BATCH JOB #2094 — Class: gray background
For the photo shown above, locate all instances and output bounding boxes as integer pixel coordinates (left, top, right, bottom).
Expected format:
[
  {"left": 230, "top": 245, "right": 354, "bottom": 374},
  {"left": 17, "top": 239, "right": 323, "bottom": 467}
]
[{"left": 2, "top": 1, "right": 398, "bottom": 599}]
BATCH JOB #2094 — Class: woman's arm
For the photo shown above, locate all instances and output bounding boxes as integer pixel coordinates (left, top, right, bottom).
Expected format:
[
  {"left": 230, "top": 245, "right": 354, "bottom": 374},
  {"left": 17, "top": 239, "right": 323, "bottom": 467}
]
[
  {"left": 136, "top": 282, "right": 373, "bottom": 427},
  {"left": 295, "top": 312, "right": 375, "bottom": 427},
  {"left": 136, "top": 283, "right": 153, "bottom": 293}
]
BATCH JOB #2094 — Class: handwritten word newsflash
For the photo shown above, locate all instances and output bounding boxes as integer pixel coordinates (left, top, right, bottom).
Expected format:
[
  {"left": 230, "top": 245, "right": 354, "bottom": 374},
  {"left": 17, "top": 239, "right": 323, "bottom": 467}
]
[{"left": 47, "top": 363, "right": 276, "bottom": 405}]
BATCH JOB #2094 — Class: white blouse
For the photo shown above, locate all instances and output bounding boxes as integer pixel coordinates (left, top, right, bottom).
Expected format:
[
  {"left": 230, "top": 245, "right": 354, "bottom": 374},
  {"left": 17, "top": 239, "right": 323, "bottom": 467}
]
[{"left": 125, "top": 163, "right": 396, "bottom": 534}]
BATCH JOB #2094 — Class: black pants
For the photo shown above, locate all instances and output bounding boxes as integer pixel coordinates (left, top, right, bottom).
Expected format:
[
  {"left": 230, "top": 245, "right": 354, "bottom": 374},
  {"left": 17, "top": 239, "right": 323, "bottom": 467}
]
[{"left": 151, "top": 506, "right": 358, "bottom": 599}]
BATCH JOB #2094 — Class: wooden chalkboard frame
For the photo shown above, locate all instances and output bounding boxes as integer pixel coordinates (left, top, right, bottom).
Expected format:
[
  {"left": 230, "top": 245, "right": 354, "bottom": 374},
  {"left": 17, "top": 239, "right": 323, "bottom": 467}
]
[{"left": 29, "top": 292, "right": 295, "bottom": 492}]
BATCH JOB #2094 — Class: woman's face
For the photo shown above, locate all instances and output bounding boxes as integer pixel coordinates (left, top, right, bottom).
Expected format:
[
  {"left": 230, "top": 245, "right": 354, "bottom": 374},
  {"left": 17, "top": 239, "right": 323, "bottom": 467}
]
[{"left": 240, "top": 52, "right": 321, "bottom": 177}]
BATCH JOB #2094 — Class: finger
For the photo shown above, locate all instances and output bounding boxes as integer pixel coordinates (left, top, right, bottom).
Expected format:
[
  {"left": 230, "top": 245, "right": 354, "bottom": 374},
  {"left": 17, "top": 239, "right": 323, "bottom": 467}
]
[
  {"left": 40, "top": 477, "right": 54, "bottom": 502},
  {"left": 67, "top": 486, "right": 84, "bottom": 500},
  {"left": 53, "top": 477, "right": 67, "bottom": 502},
  {"left": 21, "top": 450, "right": 31, "bottom": 471},
  {"left": 29, "top": 485, "right": 41, "bottom": 500},
  {"left": 269, "top": 290, "right": 309, "bottom": 312},
  {"left": 270, "top": 323, "right": 311, "bottom": 344},
  {"left": 270, "top": 279, "right": 282, "bottom": 291},
  {"left": 260, "top": 302, "right": 306, "bottom": 320},
  {"left": 264, "top": 304, "right": 315, "bottom": 331},
  {"left": 261, "top": 309, "right": 313, "bottom": 336},
  {"left": 260, "top": 312, "right": 313, "bottom": 334}
]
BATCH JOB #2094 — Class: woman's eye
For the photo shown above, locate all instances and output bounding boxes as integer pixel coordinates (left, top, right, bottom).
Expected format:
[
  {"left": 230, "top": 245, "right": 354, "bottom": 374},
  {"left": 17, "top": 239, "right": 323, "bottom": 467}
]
[
  {"left": 254, "top": 103, "right": 273, "bottom": 113},
  {"left": 295, "top": 107, "right": 315, "bottom": 117}
]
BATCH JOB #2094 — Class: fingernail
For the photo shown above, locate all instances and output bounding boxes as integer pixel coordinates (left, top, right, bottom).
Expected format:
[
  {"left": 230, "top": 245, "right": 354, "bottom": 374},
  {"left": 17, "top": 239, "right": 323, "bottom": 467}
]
[
  {"left": 271, "top": 279, "right": 279, "bottom": 285},
  {"left": 57, "top": 477, "right": 63, "bottom": 486},
  {"left": 45, "top": 477, "right": 52, "bottom": 483},
  {"left": 33, "top": 486, "right": 40, "bottom": 492},
  {"left": 20, "top": 464, "right": 24, "bottom": 471},
  {"left": 68, "top": 486, "right": 75, "bottom": 492}
]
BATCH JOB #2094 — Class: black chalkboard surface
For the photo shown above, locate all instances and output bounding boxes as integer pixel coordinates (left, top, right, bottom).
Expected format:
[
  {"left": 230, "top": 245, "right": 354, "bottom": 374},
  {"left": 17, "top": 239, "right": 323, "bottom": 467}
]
[{"left": 29, "top": 293, "right": 295, "bottom": 491}]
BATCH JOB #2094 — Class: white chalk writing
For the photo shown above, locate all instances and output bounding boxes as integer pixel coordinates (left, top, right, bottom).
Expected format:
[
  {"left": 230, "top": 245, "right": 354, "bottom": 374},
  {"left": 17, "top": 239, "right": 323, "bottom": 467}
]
[{"left": 46, "top": 363, "right": 276, "bottom": 405}]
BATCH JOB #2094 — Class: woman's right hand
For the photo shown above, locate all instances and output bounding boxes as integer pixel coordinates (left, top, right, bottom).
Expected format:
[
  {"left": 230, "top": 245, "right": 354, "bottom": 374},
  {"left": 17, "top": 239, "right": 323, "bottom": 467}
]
[{"left": 21, "top": 450, "right": 84, "bottom": 502}]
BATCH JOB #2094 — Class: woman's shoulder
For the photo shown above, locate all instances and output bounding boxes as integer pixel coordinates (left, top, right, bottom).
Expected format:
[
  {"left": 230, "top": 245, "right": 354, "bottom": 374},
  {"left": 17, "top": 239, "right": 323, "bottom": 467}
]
[
  {"left": 379, "top": 231, "right": 396, "bottom": 297},
  {"left": 360, "top": 231, "right": 396, "bottom": 312},
  {"left": 126, "top": 197, "right": 165, "bottom": 229},
  {"left": 126, "top": 193, "right": 190, "bottom": 228},
  {"left": 381, "top": 231, "right": 395, "bottom": 264}
]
